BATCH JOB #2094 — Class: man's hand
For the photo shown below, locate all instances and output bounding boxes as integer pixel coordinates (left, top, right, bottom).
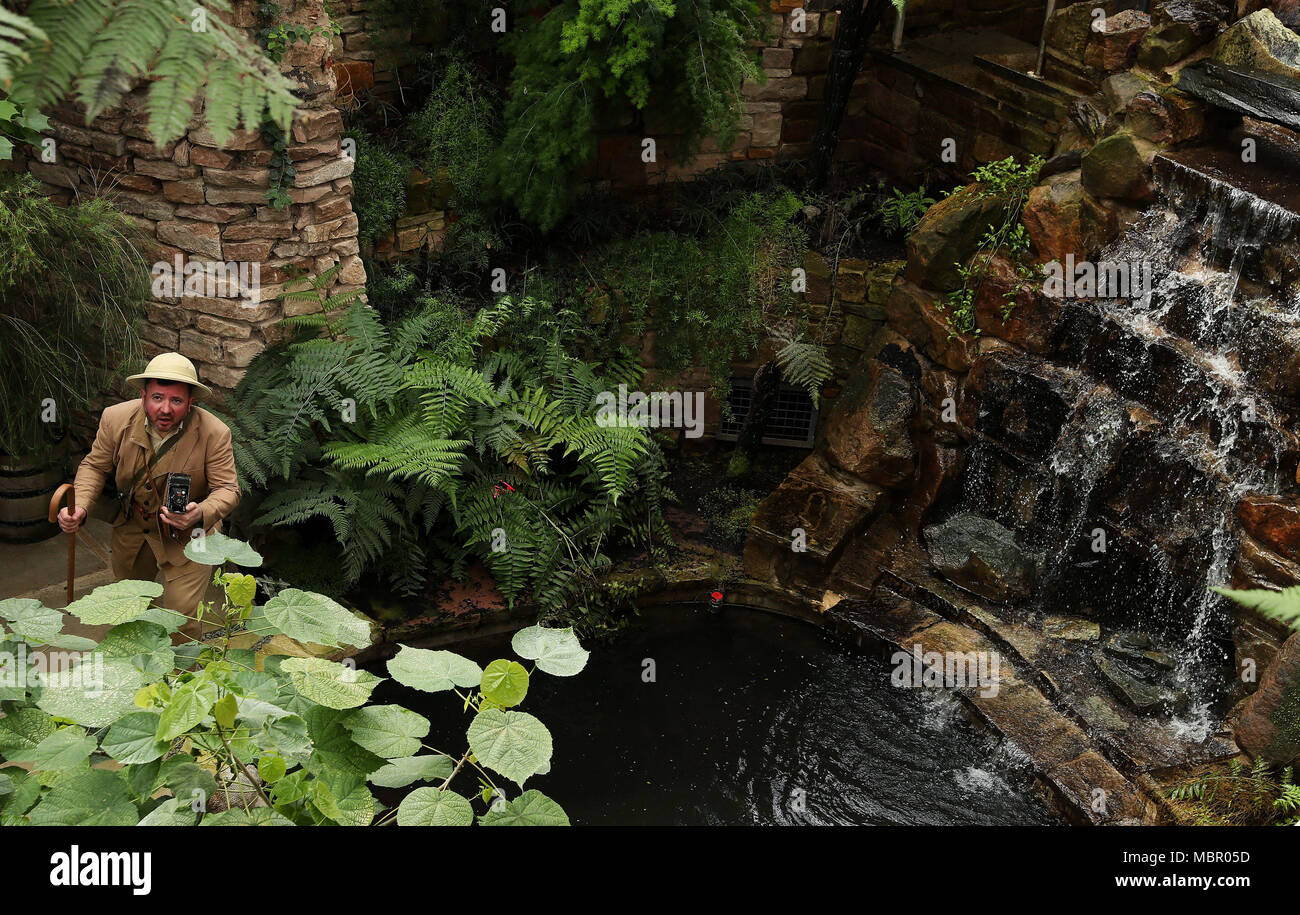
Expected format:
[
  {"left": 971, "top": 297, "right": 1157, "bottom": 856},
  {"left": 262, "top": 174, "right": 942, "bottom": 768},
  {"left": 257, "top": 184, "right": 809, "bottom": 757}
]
[
  {"left": 160, "top": 501, "right": 203, "bottom": 532},
  {"left": 57, "top": 506, "right": 86, "bottom": 534}
]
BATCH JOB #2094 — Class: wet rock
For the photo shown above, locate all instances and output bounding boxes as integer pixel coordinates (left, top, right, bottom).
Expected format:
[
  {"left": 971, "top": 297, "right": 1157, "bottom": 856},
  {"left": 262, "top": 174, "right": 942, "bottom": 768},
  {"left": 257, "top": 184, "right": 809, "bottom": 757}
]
[
  {"left": 1126, "top": 89, "right": 1209, "bottom": 143},
  {"left": 1081, "top": 131, "right": 1155, "bottom": 201},
  {"left": 1084, "top": 9, "right": 1152, "bottom": 73},
  {"left": 743, "top": 452, "right": 885, "bottom": 588},
  {"left": 1138, "top": 0, "right": 1229, "bottom": 68},
  {"left": 1233, "top": 605, "right": 1287, "bottom": 693},
  {"left": 823, "top": 361, "right": 918, "bottom": 486},
  {"left": 1177, "top": 59, "right": 1300, "bottom": 130},
  {"left": 904, "top": 183, "right": 1005, "bottom": 292},
  {"left": 1077, "top": 694, "right": 1131, "bottom": 732},
  {"left": 959, "top": 351, "right": 1076, "bottom": 461},
  {"left": 1212, "top": 8, "right": 1300, "bottom": 81},
  {"left": 1102, "top": 71, "right": 1153, "bottom": 111},
  {"left": 1231, "top": 531, "right": 1300, "bottom": 590},
  {"left": 884, "top": 278, "right": 978, "bottom": 371},
  {"left": 1021, "top": 175, "right": 1089, "bottom": 265},
  {"left": 1234, "top": 631, "right": 1300, "bottom": 763},
  {"left": 1094, "top": 631, "right": 1189, "bottom": 713},
  {"left": 1045, "top": 616, "right": 1102, "bottom": 640},
  {"left": 1237, "top": 495, "right": 1300, "bottom": 563},
  {"left": 922, "top": 512, "right": 1039, "bottom": 602}
]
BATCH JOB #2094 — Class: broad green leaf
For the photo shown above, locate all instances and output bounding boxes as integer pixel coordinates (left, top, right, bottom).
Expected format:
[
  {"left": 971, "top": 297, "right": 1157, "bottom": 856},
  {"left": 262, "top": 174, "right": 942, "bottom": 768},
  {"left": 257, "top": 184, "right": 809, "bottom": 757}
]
[
  {"left": 258, "top": 589, "right": 371, "bottom": 648},
  {"left": 66, "top": 580, "right": 164, "bottom": 626},
  {"left": 0, "top": 707, "right": 56, "bottom": 758},
  {"left": 158, "top": 757, "right": 217, "bottom": 802},
  {"left": 302, "top": 706, "right": 386, "bottom": 780},
  {"left": 35, "top": 658, "right": 144, "bottom": 728},
  {"left": 0, "top": 772, "right": 11, "bottom": 798},
  {"left": 213, "top": 695, "right": 239, "bottom": 729},
  {"left": 1213, "top": 585, "right": 1300, "bottom": 630},
  {"left": 481, "top": 658, "right": 529, "bottom": 707},
  {"left": 200, "top": 807, "right": 293, "bottom": 826},
  {"left": 41, "top": 634, "right": 99, "bottom": 651},
  {"left": 466, "top": 708, "right": 552, "bottom": 787},
  {"left": 261, "top": 714, "right": 313, "bottom": 764},
  {"left": 512, "top": 624, "right": 589, "bottom": 677},
  {"left": 368, "top": 754, "right": 454, "bottom": 789},
  {"left": 258, "top": 754, "right": 287, "bottom": 784},
  {"left": 386, "top": 645, "right": 482, "bottom": 693},
  {"left": 281, "top": 658, "right": 382, "bottom": 710},
  {"left": 184, "top": 532, "right": 264, "bottom": 567},
  {"left": 220, "top": 572, "right": 257, "bottom": 609},
  {"left": 0, "top": 598, "right": 63, "bottom": 644},
  {"left": 235, "top": 696, "right": 292, "bottom": 727},
  {"left": 313, "top": 779, "right": 374, "bottom": 826},
  {"left": 103, "top": 712, "right": 170, "bottom": 764},
  {"left": 397, "top": 787, "right": 473, "bottom": 826},
  {"left": 28, "top": 769, "right": 138, "bottom": 825},
  {"left": 138, "top": 796, "right": 198, "bottom": 826},
  {"left": 343, "top": 705, "right": 430, "bottom": 758},
  {"left": 99, "top": 620, "right": 175, "bottom": 680},
  {"left": 479, "top": 789, "right": 570, "bottom": 826},
  {"left": 1, "top": 767, "right": 42, "bottom": 818},
  {"left": 156, "top": 677, "right": 219, "bottom": 740},
  {"left": 31, "top": 728, "right": 96, "bottom": 770}
]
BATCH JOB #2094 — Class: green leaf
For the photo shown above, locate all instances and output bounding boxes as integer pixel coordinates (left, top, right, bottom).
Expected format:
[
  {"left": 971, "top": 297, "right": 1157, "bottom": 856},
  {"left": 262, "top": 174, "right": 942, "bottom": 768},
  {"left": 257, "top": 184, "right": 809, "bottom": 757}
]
[
  {"left": 156, "top": 677, "right": 220, "bottom": 740},
  {"left": 342, "top": 705, "right": 430, "bottom": 758},
  {"left": 258, "top": 754, "right": 287, "bottom": 784},
  {"left": 35, "top": 658, "right": 144, "bottom": 728},
  {"left": 281, "top": 657, "right": 382, "bottom": 710},
  {"left": 159, "top": 757, "right": 217, "bottom": 802},
  {"left": 221, "top": 572, "right": 257, "bottom": 609},
  {"left": 367, "top": 754, "right": 454, "bottom": 789},
  {"left": 466, "top": 708, "right": 552, "bottom": 787},
  {"left": 28, "top": 769, "right": 138, "bottom": 825},
  {"left": 99, "top": 620, "right": 175, "bottom": 680},
  {"left": 213, "top": 694, "right": 239, "bottom": 729},
  {"left": 0, "top": 598, "right": 63, "bottom": 644},
  {"left": 0, "top": 707, "right": 56, "bottom": 758},
  {"left": 65, "top": 579, "right": 164, "bottom": 626},
  {"left": 312, "top": 779, "right": 374, "bottom": 826},
  {"left": 1213, "top": 585, "right": 1300, "bottom": 631},
  {"left": 396, "top": 787, "right": 473, "bottom": 825},
  {"left": 479, "top": 789, "right": 570, "bottom": 826},
  {"left": 481, "top": 658, "right": 529, "bottom": 707},
  {"left": 386, "top": 645, "right": 482, "bottom": 693},
  {"left": 31, "top": 728, "right": 96, "bottom": 771},
  {"left": 258, "top": 589, "right": 371, "bottom": 648},
  {"left": 138, "top": 796, "right": 198, "bottom": 826},
  {"left": 511, "top": 624, "right": 589, "bottom": 677},
  {"left": 184, "top": 532, "right": 264, "bottom": 567},
  {"left": 103, "top": 712, "right": 170, "bottom": 764}
]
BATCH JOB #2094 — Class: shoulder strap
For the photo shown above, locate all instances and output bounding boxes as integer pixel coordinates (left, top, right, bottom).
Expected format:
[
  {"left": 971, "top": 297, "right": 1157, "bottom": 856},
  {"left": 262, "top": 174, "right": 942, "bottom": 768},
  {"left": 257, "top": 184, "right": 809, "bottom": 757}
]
[{"left": 124, "top": 420, "right": 189, "bottom": 496}]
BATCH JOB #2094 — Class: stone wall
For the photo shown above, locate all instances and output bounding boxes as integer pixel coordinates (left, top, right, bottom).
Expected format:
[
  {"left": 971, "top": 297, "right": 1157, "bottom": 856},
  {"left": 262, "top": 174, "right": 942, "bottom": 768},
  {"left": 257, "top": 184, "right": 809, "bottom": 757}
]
[{"left": 15, "top": 0, "right": 364, "bottom": 405}]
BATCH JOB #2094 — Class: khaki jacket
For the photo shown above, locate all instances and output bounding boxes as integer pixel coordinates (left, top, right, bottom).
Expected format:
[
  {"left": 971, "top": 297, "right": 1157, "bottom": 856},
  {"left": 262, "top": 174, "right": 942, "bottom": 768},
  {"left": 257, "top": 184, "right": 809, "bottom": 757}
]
[{"left": 74, "top": 400, "right": 241, "bottom": 566}]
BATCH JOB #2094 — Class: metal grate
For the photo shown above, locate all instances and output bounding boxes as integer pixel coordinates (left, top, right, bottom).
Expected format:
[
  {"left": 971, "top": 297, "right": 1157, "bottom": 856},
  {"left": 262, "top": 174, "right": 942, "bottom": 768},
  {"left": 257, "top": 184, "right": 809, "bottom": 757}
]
[{"left": 716, "top": 379, "right": 817, "bottom": 448}]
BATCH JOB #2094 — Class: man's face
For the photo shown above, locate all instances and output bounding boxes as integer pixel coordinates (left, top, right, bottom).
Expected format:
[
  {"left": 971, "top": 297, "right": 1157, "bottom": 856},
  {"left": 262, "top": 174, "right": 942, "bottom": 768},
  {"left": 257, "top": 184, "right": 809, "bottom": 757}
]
[{"left": 141, "top": 380, "right": 194, "bottom": 433}]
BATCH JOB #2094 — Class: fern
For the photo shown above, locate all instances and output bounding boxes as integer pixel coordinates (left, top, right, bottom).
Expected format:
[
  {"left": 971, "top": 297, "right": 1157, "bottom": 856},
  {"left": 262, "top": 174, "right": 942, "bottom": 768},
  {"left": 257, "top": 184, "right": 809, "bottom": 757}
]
[
  {"left": 1214, "top": 585, "right": 1300, "bottom": 632},
  {"left": 4, "top": 0, "right": 297, "bottom": 146}
]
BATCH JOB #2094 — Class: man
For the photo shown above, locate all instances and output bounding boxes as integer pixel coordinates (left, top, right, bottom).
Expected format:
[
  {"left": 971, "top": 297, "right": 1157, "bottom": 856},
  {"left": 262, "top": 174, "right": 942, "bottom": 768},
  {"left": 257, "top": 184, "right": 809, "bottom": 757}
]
[{"left": 57, "top": 353, "right": 241, "bottom": 644}]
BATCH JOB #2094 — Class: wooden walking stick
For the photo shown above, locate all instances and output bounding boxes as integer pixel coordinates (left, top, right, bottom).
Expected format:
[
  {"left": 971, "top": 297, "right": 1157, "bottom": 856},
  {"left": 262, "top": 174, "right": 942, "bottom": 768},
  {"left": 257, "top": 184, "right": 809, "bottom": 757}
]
[{"left": 48, "top": 483, "right": 76, "bottom": 606}]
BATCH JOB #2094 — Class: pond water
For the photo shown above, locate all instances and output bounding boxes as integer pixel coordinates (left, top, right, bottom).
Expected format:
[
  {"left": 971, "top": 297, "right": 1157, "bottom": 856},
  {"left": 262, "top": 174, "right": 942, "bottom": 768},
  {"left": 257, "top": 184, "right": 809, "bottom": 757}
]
[{"left": 368, "top": 606, "right": 1063, "bottom": 826}]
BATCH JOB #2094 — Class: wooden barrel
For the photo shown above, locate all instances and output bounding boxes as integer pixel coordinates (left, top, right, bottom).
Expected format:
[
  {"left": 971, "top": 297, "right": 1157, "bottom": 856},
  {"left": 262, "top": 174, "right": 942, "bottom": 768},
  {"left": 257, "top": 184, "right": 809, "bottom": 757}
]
[{"left": 0, "top": 450, "right": 64, "bottom": 544}]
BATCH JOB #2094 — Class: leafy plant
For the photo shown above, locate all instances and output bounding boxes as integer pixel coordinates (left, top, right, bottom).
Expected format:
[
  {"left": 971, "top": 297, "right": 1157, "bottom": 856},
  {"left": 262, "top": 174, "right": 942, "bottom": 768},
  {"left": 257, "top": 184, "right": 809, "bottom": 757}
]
[
  {"left": 0, "top": 534, "right": 580, "bottom": 825},
  {"left": 1168, "top": 758, "right": 1300, "bottom": 826},
  {"left": 1214, "top": 585, "right": 1300, "bottom": 633},
  {"left": 224, "top": 268, "right": 671, "bottom": 614},
  {"left": 346, "top": 128, "right": 411, "bottom": 246},
  {"left": 941, "top": 155, "right": 1044, "bottom": 336},
  {"left": 0, "top": 98, "right": 49, "bottom": 161},
  {"left": 490, "top": 0, "right": 768, "bottom": 230},
  {"left": 0, "top": 174, "right": 150, "bottom": 457},
  {"left": 878, "top": 185, "right": 935, "bottom": 239},
  {"left": 1, "top": 0, "right": 298, "bottom": 147}
]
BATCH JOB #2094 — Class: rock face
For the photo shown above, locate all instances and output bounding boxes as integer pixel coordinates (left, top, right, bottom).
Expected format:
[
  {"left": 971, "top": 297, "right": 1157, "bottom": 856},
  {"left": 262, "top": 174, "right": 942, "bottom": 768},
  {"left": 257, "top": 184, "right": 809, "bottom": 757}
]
[
  {"left": 823, "top": 362, "right": 918, "bottom": 486},
  {"left": 1081, "top": 131, "right": 1154, "bottom": 200},
  {"left": 1212, "top": 8, "right": 1300, "bottom": 80},
  {"left": 1235, "top": 631, "right": 1300, "bottom": 763},
  {"left": 1094, "top": 631, "right": 1189, "bottom": 713},
  {"left": 1177, "top": 59, "right": 1300, "bottom": 130},
  {"left": 905, "top": 184, "right": 1005, "bottom": 292},
  {"left": 1237, "top": 495, "right": 1300, "bottom": 563},
  {"left": 922, "top": 512, "right": 1039, "bottom": 602},
  {"left": 1138, "top": 0, "right": 1229, "bottom": 68}
]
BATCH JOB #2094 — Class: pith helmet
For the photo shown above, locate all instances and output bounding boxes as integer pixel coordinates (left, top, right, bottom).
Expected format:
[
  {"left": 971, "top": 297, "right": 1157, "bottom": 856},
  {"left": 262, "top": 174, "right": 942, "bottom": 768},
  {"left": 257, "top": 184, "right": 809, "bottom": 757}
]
[{"left": 125, "top": 352, "right": 212, "bottom": 398}]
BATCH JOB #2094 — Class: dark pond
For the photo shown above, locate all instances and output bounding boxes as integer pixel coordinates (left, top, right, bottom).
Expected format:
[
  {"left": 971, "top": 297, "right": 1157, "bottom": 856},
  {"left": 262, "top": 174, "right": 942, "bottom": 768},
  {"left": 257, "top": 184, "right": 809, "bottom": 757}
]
[{"left": 367, "top": 605, "right": 1063, "bottom": 826}]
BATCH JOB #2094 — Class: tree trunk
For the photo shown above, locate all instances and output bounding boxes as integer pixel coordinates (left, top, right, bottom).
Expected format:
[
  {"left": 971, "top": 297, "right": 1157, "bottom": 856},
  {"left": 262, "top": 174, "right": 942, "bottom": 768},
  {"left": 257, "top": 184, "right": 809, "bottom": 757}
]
[
  {"left": 808, "top": 0, "right": 892, "bottom": 191},
  {"left": 728, "top": 360, "right": 782, "bottom": 478}
]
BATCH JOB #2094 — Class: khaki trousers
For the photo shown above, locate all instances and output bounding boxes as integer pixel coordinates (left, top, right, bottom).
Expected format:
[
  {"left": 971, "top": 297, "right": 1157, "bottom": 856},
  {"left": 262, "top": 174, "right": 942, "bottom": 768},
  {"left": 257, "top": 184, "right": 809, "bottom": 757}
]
[{"left": 110, "top": 522, "right": 221, "bottom": 645}]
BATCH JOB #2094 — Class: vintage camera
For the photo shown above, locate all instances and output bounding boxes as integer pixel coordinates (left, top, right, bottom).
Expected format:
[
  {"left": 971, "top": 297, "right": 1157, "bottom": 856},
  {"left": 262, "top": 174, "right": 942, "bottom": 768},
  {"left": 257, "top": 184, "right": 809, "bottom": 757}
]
[{"left": 164, "top": 472, "right": 192, "bottom": 514}]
